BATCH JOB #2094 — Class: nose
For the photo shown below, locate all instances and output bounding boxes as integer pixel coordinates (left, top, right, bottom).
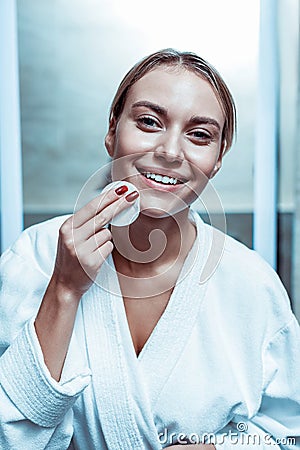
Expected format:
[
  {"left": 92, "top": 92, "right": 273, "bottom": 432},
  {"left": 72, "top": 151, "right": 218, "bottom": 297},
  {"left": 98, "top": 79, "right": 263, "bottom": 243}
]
[{"left": 154, "top": 129, "right": 183, "bottom": 163}]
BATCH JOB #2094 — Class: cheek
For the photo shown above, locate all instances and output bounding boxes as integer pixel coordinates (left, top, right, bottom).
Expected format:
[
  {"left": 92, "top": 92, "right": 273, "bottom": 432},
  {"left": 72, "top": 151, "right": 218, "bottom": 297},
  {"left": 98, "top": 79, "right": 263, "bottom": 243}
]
[
  {"left": 114, "top": 124, "right": 157, "bottom": 157},
  {"left": 188, "top": 149, "right": 219, "bottom": 177},
  {"left": 185, "top": 146, "right": 222, "bottom": 197}
]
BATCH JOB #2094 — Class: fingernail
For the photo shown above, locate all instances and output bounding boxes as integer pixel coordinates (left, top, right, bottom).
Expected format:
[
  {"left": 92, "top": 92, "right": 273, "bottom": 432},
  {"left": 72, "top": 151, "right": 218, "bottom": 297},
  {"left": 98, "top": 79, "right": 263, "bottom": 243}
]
[
  {"left": 125, "top": 191, "right": 139, "bottom": 202},
  {"left": 115, "top": 185, "right": 128, "bottom": 195}
]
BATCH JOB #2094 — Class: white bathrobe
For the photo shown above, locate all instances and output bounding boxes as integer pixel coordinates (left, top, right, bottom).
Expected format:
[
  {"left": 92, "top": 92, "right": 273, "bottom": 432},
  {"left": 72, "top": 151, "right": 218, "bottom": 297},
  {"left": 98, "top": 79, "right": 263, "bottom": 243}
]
[{"left": 0, "top": 211, "right": 299, "bottom": 450}]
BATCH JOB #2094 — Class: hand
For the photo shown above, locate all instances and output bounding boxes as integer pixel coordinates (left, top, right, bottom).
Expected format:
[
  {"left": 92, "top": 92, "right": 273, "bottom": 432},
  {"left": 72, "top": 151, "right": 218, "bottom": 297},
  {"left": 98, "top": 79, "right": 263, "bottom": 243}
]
[
  {"left": 51, "top": 184, "right": 138, "bottom": 298},
  {"left": 35, "top": 184, "right": 138, "bottom": 380}
]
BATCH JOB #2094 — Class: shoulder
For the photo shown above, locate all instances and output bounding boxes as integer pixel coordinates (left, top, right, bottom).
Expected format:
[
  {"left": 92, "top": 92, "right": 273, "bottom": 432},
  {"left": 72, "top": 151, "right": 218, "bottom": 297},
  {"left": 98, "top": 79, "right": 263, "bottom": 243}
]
[
  {"left": 221, "top": 230, "right": 286, "bottom": 296},
  {"left": 0, "top": 215, "right": 71, "bottom": 348},
  {"left": 203, "top": 222, "right": 294, "bottom": 335},
  {"left": 199, "top": 216, "right": 278, "bottom": 286},
  {"left": 5, "top": 214, "right": 71, "bottom": 277},
  {"left": 25, "top": 213, "right": 71, "bottom": 241}
]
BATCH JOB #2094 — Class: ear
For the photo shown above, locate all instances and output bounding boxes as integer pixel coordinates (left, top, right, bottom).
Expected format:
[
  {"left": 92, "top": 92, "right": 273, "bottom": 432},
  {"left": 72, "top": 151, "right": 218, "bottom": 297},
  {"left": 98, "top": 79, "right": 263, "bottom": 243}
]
[
  {"left": 209, "top": 139, "right": 226, "bottom": 179},
  {"left": 105, "top": 117, "right": 117, "bottom": 158}
]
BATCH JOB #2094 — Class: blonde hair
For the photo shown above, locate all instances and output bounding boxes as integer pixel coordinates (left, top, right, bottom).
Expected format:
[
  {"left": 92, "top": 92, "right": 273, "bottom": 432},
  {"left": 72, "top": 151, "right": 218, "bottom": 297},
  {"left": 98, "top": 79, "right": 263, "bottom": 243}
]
[{"left": 109, "top": 48, "right": 236, "bottom": 155}]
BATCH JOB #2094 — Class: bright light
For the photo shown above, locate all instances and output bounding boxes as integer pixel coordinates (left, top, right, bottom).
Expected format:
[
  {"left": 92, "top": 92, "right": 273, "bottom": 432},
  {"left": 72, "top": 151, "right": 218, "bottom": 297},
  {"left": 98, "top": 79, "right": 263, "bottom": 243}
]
[{"left": 109, "top": 0, "right": 260, "bottom": 73}]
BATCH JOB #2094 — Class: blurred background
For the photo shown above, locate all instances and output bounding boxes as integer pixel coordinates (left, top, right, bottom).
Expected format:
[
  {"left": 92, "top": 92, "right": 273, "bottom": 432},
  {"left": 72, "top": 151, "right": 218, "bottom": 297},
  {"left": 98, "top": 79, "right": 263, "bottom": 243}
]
[{"left": 1, "top": 0, "right": 299, "bottom": 319}]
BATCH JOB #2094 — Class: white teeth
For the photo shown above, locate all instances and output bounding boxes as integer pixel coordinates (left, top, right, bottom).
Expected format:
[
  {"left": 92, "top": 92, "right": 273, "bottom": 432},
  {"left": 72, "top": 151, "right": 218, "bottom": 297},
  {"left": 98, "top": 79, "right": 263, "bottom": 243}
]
[{"left": 144, "top": 172, "right": 179, "bottom": 185}]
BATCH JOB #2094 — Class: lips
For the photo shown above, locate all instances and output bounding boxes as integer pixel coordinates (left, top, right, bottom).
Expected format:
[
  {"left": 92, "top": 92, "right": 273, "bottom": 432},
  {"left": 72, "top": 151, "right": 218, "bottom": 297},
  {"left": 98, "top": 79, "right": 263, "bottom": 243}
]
[{"left": 136, "top": 166, "right": 188, "bottom": 185}]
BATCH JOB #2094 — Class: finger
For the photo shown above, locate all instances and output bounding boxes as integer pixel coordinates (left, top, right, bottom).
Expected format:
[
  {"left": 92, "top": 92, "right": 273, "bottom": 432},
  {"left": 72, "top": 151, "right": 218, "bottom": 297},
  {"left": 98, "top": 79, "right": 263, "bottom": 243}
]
[
  {"left": 79, "top": 191, "right": 139, "bottom": 239},
  {"left": 93, "top": 240, "right": 114, "bottom": 263},
  {"left": 76, "top": 228, "right": 112, "bottom": 256},
  {"left": 88, "top": 240, "right": 114, "bottom": 272},
  {"left": 73, "top": 184, "right": 129, "bottom": 228},
  {"left": 76, "top": 240, "right": 114, "bottom": 277}
]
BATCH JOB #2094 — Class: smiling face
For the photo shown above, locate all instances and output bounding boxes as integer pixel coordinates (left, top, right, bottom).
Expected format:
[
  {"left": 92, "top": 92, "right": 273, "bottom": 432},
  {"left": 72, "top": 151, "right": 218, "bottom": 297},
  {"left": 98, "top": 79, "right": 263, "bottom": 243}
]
[{"left": 105, "top": 66, "right": 225, "bottom": 218}]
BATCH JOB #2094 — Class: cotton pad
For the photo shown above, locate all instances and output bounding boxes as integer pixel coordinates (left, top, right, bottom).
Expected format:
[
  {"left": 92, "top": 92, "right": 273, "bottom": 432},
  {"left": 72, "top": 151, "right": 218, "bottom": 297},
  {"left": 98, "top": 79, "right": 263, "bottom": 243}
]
[{"left": 101, "top": 181, "right": 140, "bottom": 226}]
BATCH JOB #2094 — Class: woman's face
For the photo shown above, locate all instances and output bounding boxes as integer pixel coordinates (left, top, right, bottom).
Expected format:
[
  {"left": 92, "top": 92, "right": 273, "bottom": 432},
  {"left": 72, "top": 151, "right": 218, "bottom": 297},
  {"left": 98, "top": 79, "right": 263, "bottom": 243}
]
[{"left": 105, "top": 66, "right": 225, "bottom": 218}]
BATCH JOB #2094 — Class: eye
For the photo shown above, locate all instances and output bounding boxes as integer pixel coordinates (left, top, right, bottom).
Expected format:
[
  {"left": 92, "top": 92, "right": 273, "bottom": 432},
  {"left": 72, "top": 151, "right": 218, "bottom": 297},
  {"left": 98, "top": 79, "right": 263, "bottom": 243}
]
[
  {"left": 137, "top": 116, "right": 161, "bottom": 130},
  {"left": 188, "top": 129, "right": 212, "bottom": 143}
]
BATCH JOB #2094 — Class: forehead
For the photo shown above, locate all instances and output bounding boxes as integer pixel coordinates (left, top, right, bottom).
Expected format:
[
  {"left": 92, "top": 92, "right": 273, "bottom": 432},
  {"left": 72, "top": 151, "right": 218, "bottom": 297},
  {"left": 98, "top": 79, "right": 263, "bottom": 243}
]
[{"left": 124, "top": 67, "right": 224, "bottom": 122}]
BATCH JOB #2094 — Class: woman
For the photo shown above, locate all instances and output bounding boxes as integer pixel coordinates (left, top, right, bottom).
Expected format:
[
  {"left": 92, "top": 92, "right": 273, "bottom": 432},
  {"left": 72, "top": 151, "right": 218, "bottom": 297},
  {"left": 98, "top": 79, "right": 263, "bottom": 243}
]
[{"left": 0, "top": 49, "right": 299, "bottom": 450}]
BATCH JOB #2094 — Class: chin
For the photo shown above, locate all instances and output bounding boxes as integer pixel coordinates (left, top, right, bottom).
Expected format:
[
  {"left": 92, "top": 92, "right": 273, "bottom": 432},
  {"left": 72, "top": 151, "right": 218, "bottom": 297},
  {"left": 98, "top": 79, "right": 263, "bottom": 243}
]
[
  {"left": 140, "top": 208, "right": 171, "bottom": 219},
  {"left": 139, "top": 196, "right": 189, "bottom": 220}
]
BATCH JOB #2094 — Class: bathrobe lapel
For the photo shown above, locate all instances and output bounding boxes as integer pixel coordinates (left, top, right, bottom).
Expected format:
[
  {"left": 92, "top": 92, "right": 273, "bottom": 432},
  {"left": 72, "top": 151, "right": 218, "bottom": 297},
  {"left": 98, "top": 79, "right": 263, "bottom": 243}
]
[
  {"left": 81, "top": 280, "right": 148, "bottom": 449},
  {"left": 82, "top": 265, "right": 162, "bottom": 449},
  {"left": 136, "top": 212, "right": 211, "bottom": 406},
  {"left": 81, "top": 212, "right": 211, "bottom": 449}
]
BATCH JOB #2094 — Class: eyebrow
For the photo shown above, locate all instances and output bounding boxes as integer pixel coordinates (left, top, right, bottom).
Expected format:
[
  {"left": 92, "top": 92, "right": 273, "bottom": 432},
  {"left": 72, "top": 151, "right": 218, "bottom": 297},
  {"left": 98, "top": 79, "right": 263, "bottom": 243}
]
[
  {"left": 132, "top": 100, "right": 221, "bottom": 131},
  {"left": 189, "top": 116, "right": 221, "bottom": 131},
  {"left": 132, "top": 101, "right": 168, "bottom": 116}
]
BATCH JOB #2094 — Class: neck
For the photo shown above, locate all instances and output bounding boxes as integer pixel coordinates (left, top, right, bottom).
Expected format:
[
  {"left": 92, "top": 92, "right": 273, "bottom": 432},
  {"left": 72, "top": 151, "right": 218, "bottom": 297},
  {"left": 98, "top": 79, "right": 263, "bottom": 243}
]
[{"left": 111, "top": 208, "right": 196, "bottom": 276}]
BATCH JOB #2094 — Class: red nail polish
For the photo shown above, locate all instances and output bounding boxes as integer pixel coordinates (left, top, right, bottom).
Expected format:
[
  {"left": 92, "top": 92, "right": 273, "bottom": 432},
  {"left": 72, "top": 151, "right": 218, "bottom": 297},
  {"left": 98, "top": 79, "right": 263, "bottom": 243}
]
[
  {"left": 125, "top": 191, "right": 139, "bottom": 202},
  {"left": 115, "top": 185, "right": 128, "bottom": 195}
]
